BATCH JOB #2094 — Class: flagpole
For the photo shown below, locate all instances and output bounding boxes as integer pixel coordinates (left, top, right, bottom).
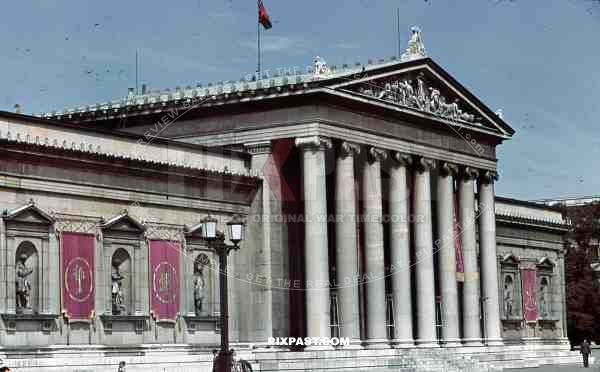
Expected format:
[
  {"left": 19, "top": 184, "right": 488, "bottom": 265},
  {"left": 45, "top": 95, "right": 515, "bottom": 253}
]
[
  {"left": 257, "top": 17, "right": 261, "bottom": 78},
  {"left": 397, "top": 8, "right": 401, "bottom": 57}
]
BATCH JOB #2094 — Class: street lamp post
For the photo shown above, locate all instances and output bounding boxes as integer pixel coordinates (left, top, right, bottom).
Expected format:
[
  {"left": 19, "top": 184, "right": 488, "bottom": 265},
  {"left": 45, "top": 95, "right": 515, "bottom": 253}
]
[{"left": 200, "top": 214, "right": 246, "bottom": 372}]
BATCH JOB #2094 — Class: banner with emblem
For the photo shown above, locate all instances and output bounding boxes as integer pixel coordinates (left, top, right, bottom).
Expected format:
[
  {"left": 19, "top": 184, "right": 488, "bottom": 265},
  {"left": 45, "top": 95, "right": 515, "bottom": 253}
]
[
  {"left": 521, "top": 268, "right": 538, "bottom": 322},
  {"left": 149, "top": 240, "right": 180, "bottom": 320},
  {"left": 61, "top": 232, "right": 95, "bottom": 320}
]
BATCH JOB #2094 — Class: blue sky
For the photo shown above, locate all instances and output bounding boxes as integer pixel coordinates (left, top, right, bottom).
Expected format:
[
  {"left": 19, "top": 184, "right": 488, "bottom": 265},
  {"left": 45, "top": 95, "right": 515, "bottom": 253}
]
[{"left": 1, "top": 0, "right": 599, "bottom": 200}]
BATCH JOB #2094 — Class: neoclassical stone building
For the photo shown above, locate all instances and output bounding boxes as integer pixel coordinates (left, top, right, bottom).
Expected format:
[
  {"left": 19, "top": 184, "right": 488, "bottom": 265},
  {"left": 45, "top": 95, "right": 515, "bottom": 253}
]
[{"left": 0, "top": 34, "right": 577, "bottom": 371}]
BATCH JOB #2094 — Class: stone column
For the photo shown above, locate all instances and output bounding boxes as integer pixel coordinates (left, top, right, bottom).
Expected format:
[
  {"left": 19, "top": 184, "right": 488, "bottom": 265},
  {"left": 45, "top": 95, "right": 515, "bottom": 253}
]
[
  {"left": 436, "top": 162, "right": 461, "bottom": 347},
  {"left": 244, "top": 142, "right": 275, "bottom": 343},
  {"left": 295, "top": 136, "right": 332, "bottom": 343},
  {"left": 459, "top": 167, "right": 482, "bottom": 346},
  {"left": 389, "top": 152, "right": 414, "bottom": 347},
  {"left": 413, "top": 157, "right": 438, "bottom": 347},
  {"left": 335, "top": 141, "right": 361, "bottom": 344},
  {"left": 362, "top": 146, "right": 388, "bottom": 348},
  {"left": 478, "top": 170, "right": 503, "bottom": 345}
]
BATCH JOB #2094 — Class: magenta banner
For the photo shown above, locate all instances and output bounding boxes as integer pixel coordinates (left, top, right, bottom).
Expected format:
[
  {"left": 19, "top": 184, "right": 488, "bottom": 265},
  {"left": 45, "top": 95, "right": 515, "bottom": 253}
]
[
  {"left": 61, "top": 232, "right": 95, "bottom": 320},
  {"left": 150, "top": 240, "right": 180, "bottom": 320},
  {"left": 521, "top": 268, "right": 538, "bottom": 322}
]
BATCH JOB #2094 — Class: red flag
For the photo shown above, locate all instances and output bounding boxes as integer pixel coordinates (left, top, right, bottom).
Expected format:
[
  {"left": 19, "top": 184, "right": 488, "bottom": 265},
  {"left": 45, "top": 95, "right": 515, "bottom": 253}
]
[{"left": 258, "top": 0, "right": 272, "bottom": 29}]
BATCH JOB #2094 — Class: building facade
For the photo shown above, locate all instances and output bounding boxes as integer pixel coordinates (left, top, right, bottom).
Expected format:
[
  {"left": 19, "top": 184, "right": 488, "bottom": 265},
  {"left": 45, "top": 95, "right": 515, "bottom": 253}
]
[{"left": 0, "top": 35, "right": 575, "bottom": 371}]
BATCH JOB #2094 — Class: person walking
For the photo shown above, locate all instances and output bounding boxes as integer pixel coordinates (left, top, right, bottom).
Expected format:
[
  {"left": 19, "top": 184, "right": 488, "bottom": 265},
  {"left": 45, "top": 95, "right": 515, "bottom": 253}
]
[
  {"left": 0, "top": 359, "right": 11, "bottom": 372},
  {"left": 581, "top": 339, "right": 592, "bottom": 368}
]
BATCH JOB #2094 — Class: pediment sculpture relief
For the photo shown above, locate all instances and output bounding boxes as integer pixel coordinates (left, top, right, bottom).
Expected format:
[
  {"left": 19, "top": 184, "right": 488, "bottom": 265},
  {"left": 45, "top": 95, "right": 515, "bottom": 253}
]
[{"left": 353, "top": 73, "right": 480, "bottom": 125}]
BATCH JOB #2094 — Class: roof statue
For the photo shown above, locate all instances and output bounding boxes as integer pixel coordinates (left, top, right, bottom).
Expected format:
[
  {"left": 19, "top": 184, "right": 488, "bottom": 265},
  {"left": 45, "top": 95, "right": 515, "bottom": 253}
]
[
  {"left": 401, "top": 26, "right": 427, "bottom": 62},
  {"left": 313, "top": 56, "right": 330, "bottom": 78}
]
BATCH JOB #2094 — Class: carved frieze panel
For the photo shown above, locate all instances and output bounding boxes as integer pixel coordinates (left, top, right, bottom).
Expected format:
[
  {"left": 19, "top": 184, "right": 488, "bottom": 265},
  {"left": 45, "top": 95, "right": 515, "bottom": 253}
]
[{"left": 343, "top": 71, "right": 484, "bottom": 126}]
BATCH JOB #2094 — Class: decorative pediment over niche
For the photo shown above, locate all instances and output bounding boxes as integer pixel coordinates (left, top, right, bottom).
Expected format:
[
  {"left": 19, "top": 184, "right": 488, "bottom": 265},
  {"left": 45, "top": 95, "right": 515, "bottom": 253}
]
[
  {"left": 537, "top": 257, "right": 556, "bottom": 269},
  {"left": 335, "top": 66, "right": 507, "bottom": 134},
  {"left": 3, "top": 199, "right": 54, "bottom": 225},
  {"left": 502, "top": 254, "right": 521, "bottom": 265},
  {"left": 100, "top": 210, "right": 146, "bottom": 234}
]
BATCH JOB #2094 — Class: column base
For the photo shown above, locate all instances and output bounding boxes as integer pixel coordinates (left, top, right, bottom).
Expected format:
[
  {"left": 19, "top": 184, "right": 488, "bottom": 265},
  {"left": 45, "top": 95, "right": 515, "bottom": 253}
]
[
  {"left": 440, "top": 338, "right": 462, "bottom": 347},
  {"left": 304, "top": 344, "right": 335, "bottom": 351},
  {"left": 415, "top": 339, "right": 439, "bottom": 348},
  {"left": 484, "top": 338, "right": 504, "bottom": 346},
  {"left": 392, "top": 339, "right": 415, "bottom": 348},
  {"left": 339, "top": 339, "right": 363, "bottom": 349},
  {"left": 364, "top": 338, "right": 391, "bottom": 349},
  {"left": 461, "top": 338, "right": 484, "bottom": 346}
]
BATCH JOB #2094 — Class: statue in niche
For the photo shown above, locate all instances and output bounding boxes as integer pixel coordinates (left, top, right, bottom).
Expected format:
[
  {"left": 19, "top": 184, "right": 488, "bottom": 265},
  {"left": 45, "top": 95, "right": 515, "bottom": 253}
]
[
  {"left": 194, "top": 254, "right": 210, "bottom": 316},
  {"left": 503, "top": 276, "right": 514, "bottom": 317},
  {"left": 112, "top": 267, "right": 126, "bottom": 315},
  {"left": 539, "top": 278, "right": 549, "bottom": 318},
  {"left": 193, "top": 274, "right": 206, "bottom": 316},
  {"left": 15, "top": 254, "right": 33, "bottom": 313}
]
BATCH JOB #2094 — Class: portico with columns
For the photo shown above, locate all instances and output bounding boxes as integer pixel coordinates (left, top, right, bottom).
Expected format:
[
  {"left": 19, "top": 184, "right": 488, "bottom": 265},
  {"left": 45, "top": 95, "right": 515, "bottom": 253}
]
[
  {"left": 30, "top": 27, "right": 571, "bottom": 363},
  {"left": 287, "top": 136, "right": 505, "bottom": 348}
]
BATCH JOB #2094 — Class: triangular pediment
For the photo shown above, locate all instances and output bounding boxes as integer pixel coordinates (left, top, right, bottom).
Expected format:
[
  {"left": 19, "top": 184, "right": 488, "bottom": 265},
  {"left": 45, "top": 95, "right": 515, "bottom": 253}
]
[
  {"left": 326, "top": 59, "right": 514, "bottom": 137},
  {"left": 185, "top": 222, "right": 203, "bottom": 237},
  {"left": 101, "top": 210, "right": 146, "bottom": 233},
  {"left": 502, "top": 254, "right": 520, "bottom": 265},
  {"left": 4, "top": 200, "right": 54, "bottom": 225}
]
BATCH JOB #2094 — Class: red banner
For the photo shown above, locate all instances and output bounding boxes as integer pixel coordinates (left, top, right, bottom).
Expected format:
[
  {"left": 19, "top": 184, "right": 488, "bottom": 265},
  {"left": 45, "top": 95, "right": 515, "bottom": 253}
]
[
  {"left": 150, "top": 240, "right": 180, "bottom": 320},
  {"left": 521, "top": 268, "right": 538, "bottom": 322},
  {"left": 61, "top": 232, "right": 95, "bottom": 320},
  {"left": 453, "top": 192, "right": 464, "bottom": 282}
]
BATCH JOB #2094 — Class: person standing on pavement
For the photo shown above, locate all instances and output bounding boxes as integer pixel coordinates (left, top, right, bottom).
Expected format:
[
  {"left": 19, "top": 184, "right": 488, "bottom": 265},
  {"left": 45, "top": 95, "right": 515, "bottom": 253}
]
[{"left": 581, "top": 339, "right": 592, "bottom": 368}]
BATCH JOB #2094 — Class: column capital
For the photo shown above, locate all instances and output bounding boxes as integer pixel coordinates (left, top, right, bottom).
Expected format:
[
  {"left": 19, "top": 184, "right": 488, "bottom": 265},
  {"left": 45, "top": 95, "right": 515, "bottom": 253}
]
[
  {"left": 460, "top": 166, "right": 479, "bottom": 181},
  {"left": 439, "top": 162, "right": 458, "bottom": 177},
  {"left": 367, "top": 146, "right": 388, "bottom": 163},
  {"left": 479, "top": 170, "right": 499, "bottom": 184},
  {"left": 338, "top": 141, "right": 361, "bottom": 158},
  {"left": 295, "top": 136, "right": 332, "bottom": 151},
  {"left": 391, "top": 151, "right": 413, "bottom": 167},
  {"left": 244, "top": 141, "right": 272, "bottom": 155},
  {"left": 415, "top": 157, "right": 436, "bottom": 172}
]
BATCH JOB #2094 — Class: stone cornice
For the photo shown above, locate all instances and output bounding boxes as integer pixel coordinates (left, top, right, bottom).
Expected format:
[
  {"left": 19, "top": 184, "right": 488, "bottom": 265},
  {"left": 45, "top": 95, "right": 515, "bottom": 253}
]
[
  {"left": 0, "top": 126, "right": 254, "bottom": 179},
  {"left": 294, "top": 136, "right": 332, "bottom": 151},
  {"left": 244, "top": 141, "right": 272, "bottom": 155},
  {"left": 0, "top": 139, "right": 260, "bottom": 185}
]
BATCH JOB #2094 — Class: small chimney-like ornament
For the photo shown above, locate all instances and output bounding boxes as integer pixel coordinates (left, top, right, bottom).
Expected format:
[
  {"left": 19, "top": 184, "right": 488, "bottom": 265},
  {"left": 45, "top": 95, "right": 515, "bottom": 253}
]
[
  {"left": 401, "top": 26, "right": 427, "bottom": 62},
  {"left": 14, "top": 104, "right": 23, "bottom": 114}
]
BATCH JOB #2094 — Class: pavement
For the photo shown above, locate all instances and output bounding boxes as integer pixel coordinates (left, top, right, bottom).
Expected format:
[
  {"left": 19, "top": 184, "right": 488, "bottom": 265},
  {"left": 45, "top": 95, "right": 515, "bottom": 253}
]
[{"left": 506, "top": 361, "right": 599, "bottom": 371}]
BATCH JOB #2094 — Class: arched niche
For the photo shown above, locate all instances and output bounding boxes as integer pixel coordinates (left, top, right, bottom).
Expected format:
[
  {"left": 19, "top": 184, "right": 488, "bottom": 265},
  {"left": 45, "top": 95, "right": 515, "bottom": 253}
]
[
  {"left": 15, "top": 241, "right": 39, "bottom": 314},
  {"left": 111, "top": 248, "right": 132, "bottom": 315}
]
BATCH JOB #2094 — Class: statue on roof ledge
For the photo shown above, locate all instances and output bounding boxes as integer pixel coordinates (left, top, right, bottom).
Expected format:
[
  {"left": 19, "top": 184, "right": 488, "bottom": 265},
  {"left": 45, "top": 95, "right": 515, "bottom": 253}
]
[
  {"left": 401, "top": 26, "right": 427, "bottom": 62},
  {"left": 313, "top": 56, "right": 330, "bottom": 78}
]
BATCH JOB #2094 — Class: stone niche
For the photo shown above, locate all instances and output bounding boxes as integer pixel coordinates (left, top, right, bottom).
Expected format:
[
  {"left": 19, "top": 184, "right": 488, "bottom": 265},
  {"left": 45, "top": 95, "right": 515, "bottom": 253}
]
[
  {"left": 98, "top": 211, "right": 149, "bottom": 338},
  {"left": 181, "top": 224, "right": 219, "bottom": 344},
  {"left": 0, "top": 201, "right": 59, "bottom": 342}
]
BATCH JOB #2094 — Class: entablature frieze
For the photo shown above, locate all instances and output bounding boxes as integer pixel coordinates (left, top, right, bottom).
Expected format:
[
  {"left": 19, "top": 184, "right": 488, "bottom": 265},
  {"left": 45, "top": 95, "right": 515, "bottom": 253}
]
[{"left": 192, "top": 122, "right": 498, "bottom": 172}]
